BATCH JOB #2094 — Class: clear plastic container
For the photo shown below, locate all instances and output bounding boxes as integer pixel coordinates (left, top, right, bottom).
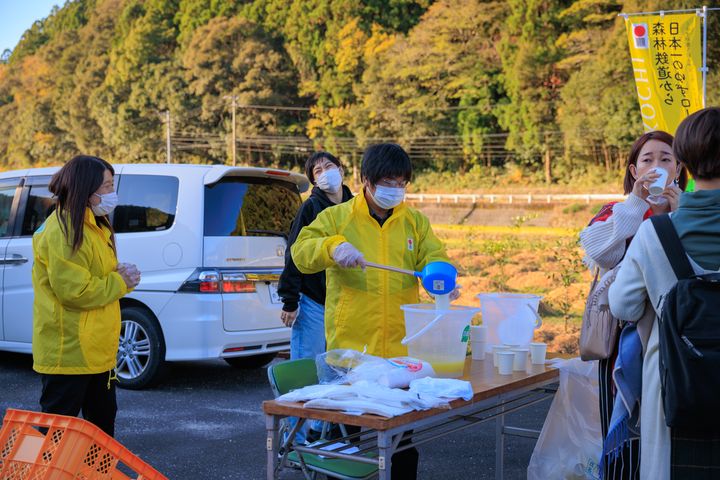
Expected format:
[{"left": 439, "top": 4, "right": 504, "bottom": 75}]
[
  {"left": 401, "top": 304, "right": 480, "bottom": 378},
  {"left": 477, "top": 293, "right": 542, "bottom": 351}
]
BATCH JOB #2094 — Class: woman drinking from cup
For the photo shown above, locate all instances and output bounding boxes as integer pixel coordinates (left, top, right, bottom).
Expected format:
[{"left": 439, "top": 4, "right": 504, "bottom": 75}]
[{"left": 579, "top": 131, "right": 687, "bottom": 479}]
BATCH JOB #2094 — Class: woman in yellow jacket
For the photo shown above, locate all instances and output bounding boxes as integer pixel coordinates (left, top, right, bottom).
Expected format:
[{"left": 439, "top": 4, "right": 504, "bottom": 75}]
[
  {"left": 292, "top": 143, "right": 453, "bottom": 479},
  {"left": 32, "top": 155, "right": 140, "bottom": 437}
]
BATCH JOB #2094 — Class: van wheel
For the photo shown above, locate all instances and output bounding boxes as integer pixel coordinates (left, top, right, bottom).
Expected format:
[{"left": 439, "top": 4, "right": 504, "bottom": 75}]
[
  {"left": 116, "top": 307, "right": 165, "bottom": 390},
  {"left": 224, "top": 353, "right": 276, "bottom": 369}
]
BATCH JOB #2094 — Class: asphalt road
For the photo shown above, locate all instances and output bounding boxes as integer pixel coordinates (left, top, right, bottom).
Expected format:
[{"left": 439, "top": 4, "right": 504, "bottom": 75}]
[{"left": 0, "top": 351, "right": 552, "bottom": 479}]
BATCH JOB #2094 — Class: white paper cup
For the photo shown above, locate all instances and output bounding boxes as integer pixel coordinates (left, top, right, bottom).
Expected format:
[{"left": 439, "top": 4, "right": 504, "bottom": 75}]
[
  {"left": 497, "top": 351, "right": 515, "bottom": 375},
  {"left": 648, "top": 168, "right": 669, "bottom": 195},
  {"left": 470, "top": 325, "right": 487, "bottom": 343},
  {"left": 511, "top": 348, "right": 529, "bottom": 371},
  {"left": 529, "top": 342, "right": 547, "bottom": 365},
  {"left": 471, "top": 341, "right": 486, "bottom": 361},
  {"left": 492, "top": 345, "right": 510, "bottom": 367}
]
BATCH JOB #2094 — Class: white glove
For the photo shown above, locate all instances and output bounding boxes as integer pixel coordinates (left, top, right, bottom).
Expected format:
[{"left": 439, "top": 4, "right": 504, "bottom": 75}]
[{"left": 332, "top": 242, "right": 366, "bottom": 269}]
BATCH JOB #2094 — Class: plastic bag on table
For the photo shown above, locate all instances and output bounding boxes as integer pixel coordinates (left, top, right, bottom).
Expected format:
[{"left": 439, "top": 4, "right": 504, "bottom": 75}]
[
  {"left": 527, "top": 357, "right": 601, "bottom": 480},
  {"left": 408, "top": 377, "right": 473, "bottom": 402},
  {"left": 316, "top": 349, "right": 435, "bottom": 388},
  {"left": 315, "top": 349, "right": 369, "bottom": 384}
]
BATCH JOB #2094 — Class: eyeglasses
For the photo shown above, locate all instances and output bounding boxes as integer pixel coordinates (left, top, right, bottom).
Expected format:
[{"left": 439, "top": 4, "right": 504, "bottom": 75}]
[{"left": 376, "top": 178, "right": 408, "bottom": 188}]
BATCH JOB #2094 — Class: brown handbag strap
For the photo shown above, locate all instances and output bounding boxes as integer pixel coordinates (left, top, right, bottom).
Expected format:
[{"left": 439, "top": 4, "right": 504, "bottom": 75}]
[{"left": 589, "top": 266, "right": 601, "bottom": 290}]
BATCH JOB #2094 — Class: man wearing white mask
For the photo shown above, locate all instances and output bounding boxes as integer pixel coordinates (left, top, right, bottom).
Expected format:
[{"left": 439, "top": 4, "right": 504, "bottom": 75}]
[
  {"left": 292, "top": 143, "right": 451, "bottom": 478},
  {"left": 279, "top": 152, "right": 353, "bottom": 360}
]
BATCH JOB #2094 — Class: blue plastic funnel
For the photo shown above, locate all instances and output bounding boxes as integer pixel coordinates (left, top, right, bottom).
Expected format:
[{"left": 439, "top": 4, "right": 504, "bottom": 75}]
[
  {"left": 365, "top": 260, "right": 457, "bottom": 295},
  {"left": 417, "top": 261, "right": 457, "bottom": 295}
]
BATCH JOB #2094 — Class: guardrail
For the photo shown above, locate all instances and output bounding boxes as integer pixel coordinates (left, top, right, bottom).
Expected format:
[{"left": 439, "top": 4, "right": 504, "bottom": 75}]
[{"left": 405, "top": 193, "right": 626, "bottom": 205}]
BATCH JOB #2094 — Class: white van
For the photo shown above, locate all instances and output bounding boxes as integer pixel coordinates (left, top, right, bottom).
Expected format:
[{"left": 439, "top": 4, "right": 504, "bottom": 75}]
[{"left": 0, "top": 164, "right": 308, "bottom": 388}]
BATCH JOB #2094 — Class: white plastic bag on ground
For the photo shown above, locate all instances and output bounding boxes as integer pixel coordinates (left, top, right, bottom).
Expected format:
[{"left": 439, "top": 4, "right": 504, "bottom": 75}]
[{"left": 527, "top": 357, "right": 601, "bottom": 480}]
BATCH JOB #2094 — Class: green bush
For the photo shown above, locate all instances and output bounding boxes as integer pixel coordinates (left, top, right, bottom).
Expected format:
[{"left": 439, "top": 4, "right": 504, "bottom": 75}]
[{"left": 562, "top": 203, "right": 587, "bottom": 215}]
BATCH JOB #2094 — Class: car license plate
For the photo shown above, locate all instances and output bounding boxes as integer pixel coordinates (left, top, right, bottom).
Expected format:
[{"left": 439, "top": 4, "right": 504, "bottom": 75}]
[{"left": 268, "top": 283, "right": 282, "bottom": 304}]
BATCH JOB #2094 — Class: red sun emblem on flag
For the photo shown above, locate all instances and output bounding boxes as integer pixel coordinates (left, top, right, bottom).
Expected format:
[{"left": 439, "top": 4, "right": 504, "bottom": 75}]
[{"left": 631, "top": 23, "right": 649, "bottom": 49}]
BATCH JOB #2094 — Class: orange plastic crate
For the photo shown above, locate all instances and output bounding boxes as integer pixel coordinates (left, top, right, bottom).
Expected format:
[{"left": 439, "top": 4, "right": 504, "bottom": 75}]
[{"left": 0, "top": 409, "right": 168, "bottom": 480}]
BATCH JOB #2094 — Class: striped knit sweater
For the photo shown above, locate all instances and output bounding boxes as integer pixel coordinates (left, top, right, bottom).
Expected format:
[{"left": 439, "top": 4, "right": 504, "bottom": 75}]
[
  {"left": 580, "top": 193, "right": 655, "bottom": 354},
  {"left": 579, "top": 193, "right": 652, "bottom": 271}
]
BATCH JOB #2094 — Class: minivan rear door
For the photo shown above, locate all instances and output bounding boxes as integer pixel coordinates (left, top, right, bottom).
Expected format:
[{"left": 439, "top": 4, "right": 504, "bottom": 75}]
[{"left": 203, "top": 175, "right": 303, "bottom": 331}]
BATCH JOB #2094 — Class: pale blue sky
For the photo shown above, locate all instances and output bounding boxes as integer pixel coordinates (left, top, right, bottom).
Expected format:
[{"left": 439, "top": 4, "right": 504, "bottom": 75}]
[{"left": 1, "top": 0, "right": 62, "bottom": 53}]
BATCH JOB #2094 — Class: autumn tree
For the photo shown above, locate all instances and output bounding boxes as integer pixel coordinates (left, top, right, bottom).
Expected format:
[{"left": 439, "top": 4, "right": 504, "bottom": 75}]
[{"left": 182, "top": 15, "right": 304, "bottom": 164}]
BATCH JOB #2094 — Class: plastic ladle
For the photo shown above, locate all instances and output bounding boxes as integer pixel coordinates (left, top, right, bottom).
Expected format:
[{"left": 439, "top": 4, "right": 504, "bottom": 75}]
[{"left": 364, "top": 260, "right": 457, "bottom": 295}]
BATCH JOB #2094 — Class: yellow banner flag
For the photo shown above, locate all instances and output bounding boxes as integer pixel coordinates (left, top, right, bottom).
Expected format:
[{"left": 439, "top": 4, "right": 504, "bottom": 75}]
[{"left": 625, "top": 13, "right": 703, "bottom": 134}]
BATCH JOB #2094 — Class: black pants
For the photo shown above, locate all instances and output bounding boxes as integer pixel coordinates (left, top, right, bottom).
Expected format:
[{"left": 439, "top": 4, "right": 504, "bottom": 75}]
[
  {"left": 39, "top": 371, "right": 117, "bottom": 437},
  {"left": 337, "top": 425, "right": 419, "bottom": 480}
]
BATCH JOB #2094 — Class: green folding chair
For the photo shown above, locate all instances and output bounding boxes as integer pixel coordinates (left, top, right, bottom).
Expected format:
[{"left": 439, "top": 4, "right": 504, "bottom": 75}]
[{"left": 267, "top": 358, "right": 378, "bottom": 480}]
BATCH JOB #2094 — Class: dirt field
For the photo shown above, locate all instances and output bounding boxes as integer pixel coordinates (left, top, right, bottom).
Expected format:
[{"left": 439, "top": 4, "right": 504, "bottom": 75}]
[{"left": 417, "top": 202, "right": 601, "bottom": 355}]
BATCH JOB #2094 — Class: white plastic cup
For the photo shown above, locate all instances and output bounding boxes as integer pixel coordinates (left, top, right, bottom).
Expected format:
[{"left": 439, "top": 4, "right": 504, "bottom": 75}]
[
  {"left": 529, "top": 342, "right": 547, "bottom": 365},
  {"left": 492, "top": 345, "right": 510, "bottom": 367},
  {"left": 648, "top": 168, "right": 669, "bottom": 195},
  {"left": 497, "top": 351, "right": 515, "bottom": 375},
  {"left": 471, "top": 341, "right": 486, "bottom": 361},
  {"left": 511, "top": 348, "right": 529, "bottom": 371},
  {"left": 470, "top": 325, "right": 487, "bottom": 343}
]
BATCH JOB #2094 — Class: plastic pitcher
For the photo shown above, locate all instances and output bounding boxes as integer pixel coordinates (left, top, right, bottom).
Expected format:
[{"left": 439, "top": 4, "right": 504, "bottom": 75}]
[
  {"left": 476, "top": 293, "right": 542, "bottom": 351},
  {"left": 400, "top": 304, "right": 480, "bottom": 378}
]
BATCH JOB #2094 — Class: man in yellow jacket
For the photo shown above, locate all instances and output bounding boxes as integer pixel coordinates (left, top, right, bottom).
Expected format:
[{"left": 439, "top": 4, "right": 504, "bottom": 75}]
[
  {"left": 292, "top": 143, "right": 451, "bottom": 479},
  {"left": 291, "top": 143, "right": 450, "bottom": 358}
]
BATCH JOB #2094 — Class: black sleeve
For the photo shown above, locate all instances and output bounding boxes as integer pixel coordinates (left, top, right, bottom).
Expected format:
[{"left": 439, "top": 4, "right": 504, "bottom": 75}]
[{"left": 277, "top": 199, "right": 318, "bottom": 312}]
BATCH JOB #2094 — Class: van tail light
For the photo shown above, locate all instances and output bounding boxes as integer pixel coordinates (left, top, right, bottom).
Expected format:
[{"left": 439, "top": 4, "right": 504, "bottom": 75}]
[
  {"left": 221, "top": 273, "right": 256, "bottom": 293},
  {"left": 179, "top": 269, "right": 257, "bottom": 293},
  {"left": 199, "top": 271, "right": 221, "bottom": 292},
  {"left": 265, "top": 170, "right": 291, "bottom": 177}
]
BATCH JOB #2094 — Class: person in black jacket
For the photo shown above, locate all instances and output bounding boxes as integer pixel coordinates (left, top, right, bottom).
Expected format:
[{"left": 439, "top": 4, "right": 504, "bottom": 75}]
[{"left": 278, "top": 152, "right": 353, "bottom": 360}]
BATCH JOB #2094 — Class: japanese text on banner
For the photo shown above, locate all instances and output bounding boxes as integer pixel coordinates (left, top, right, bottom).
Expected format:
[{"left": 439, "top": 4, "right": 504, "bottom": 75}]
[{"left": 625, "top": 13, "right": 703, "bottom": 134}]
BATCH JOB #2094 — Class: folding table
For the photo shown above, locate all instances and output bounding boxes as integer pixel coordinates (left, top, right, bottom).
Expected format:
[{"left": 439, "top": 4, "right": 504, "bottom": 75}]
[{"left": 263, "top": 356, "right": 559, "bottom": 479}]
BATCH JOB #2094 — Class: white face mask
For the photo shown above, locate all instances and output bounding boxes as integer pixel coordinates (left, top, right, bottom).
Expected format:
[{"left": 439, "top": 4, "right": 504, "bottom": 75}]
[
  {"left": 91, "top": 191, "right": 118, "bottom": 216},
  {"left": 371, "top": 185, "right": 405, "bottom": 209},
  {"left": 316, "top": 168, "right": 342, "bottom": 194}
]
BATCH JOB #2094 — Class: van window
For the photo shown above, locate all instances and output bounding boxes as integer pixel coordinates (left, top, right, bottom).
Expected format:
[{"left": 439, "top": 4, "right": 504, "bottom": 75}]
[
  {"left": 0, "top": 180, "right": 19, "bottom": 237},
  {"left": 114, "top": 175, "right": 178, "bottom": 233},
  {"left": 204, "top": 177, "right": 300, "bottom": 237},
  {"left": 21, "top": 185, "right": 55, "bottom": 236}
]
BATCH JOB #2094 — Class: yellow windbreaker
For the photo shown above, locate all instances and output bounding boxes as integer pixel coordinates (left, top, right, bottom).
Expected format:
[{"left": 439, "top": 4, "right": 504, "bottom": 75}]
[
  {"left": 32, "top": 208, "right": 128, "bottom": 374},
  {"left": 291, "top": 193, "right": 449, "bottom": 358}
]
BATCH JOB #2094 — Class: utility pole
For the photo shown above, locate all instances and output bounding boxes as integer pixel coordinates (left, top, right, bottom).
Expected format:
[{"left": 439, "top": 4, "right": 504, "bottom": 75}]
[
  {"left": 165, "top": 110, "right": 171, "bottom": 164},
  {"left": 223, "top": 95, "right": 238, "bottom": 166}
]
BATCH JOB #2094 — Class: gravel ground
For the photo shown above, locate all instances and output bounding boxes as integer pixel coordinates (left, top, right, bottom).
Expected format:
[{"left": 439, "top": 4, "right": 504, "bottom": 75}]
[{"left": 0, "top": 351, "right": 553, "bottom": 479}]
